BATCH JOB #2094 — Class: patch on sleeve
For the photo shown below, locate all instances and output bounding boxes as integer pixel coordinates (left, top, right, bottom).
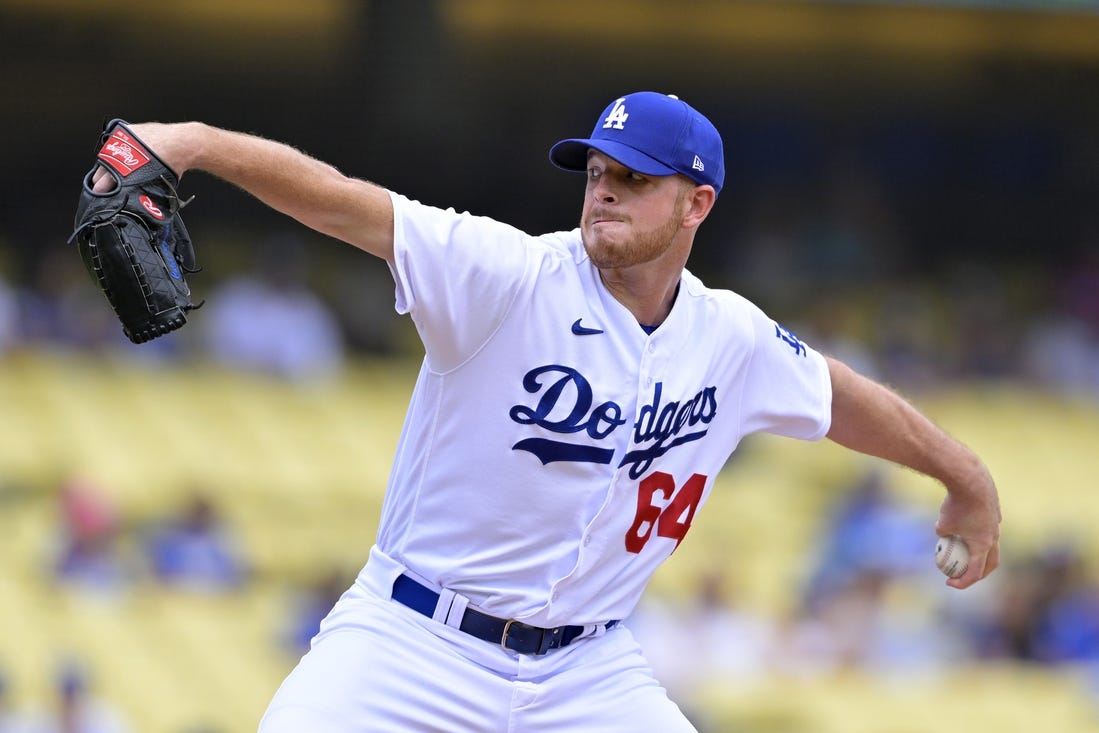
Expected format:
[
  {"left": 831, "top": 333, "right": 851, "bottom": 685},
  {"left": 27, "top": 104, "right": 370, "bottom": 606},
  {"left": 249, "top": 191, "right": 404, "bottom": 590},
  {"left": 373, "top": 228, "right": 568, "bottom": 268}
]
[{"left": 774, "top": 322, "right": 807, "bottom": 357}]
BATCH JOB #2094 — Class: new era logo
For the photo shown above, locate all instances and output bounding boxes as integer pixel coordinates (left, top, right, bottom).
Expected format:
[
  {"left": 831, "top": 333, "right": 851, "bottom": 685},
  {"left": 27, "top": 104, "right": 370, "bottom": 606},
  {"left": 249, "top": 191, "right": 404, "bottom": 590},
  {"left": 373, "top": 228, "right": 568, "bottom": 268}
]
[{"left": 692, "top": 155, "right": 705, "bottom": 173}]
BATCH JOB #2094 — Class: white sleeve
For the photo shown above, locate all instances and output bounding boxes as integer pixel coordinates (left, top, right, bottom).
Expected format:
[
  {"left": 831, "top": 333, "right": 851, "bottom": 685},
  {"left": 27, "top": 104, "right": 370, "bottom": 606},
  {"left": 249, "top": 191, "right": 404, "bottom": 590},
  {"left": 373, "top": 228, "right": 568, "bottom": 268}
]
[
  {"left": 386, "top": 192, "right": 531, "bottom": 371},
  {"left": 737, "top": 303, "right": 833, "bottom": 441}
]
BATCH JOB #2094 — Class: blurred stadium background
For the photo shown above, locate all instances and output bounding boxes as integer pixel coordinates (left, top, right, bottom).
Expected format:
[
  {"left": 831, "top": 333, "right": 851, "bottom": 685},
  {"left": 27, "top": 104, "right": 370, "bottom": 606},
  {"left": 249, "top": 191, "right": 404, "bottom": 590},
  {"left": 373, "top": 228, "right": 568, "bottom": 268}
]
[{"left": 2, "top": 1, "right": 1099, "bottom": 731}]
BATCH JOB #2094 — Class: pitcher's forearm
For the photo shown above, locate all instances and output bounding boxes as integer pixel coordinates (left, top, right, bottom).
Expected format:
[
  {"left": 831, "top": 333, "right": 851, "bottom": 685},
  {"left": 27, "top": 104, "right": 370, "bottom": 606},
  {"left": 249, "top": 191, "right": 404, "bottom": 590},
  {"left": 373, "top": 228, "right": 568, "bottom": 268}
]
[
  {"left": 825, "top": 358, "right": 984, "bottom": 487},
  {"left": 99, "top": 121, "right": 395, "bottom": 259}
]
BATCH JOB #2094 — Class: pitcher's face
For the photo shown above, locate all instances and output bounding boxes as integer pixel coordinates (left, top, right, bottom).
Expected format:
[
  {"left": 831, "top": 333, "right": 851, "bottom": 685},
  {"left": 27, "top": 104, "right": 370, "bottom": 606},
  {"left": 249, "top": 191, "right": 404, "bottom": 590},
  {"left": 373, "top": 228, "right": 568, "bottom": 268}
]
[{"left": 580, "top": 151, "right": 692, "bottom": 270}]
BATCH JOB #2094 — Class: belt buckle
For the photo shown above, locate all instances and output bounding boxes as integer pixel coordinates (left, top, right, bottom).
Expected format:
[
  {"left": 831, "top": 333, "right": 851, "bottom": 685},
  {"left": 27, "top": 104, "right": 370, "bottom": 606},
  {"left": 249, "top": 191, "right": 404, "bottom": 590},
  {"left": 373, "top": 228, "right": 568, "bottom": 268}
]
[
  {"left": 501, "top": 619, "right": 561, "bottom": 655},
  {"left": 500, "top": 619, "right": 518, "bottom": 652},
  {"left": 501, "top": 619, "right": 547, "bottom": 654}
]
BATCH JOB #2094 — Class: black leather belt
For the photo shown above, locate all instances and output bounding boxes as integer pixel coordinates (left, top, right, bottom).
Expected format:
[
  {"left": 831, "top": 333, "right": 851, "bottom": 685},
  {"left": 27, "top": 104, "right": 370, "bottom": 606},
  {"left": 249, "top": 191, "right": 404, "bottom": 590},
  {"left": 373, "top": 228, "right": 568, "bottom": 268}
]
[{"left": 391, "top": 574, "right": 618, "bottom": 656}]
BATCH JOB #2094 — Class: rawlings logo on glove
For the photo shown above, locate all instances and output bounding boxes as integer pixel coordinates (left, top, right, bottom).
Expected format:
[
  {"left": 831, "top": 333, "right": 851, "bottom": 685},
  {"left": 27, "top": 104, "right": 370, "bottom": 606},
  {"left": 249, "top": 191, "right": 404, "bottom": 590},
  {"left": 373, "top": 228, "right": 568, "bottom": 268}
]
[{"left": 69, "top": 119, "right": 201, "bottom": 344}]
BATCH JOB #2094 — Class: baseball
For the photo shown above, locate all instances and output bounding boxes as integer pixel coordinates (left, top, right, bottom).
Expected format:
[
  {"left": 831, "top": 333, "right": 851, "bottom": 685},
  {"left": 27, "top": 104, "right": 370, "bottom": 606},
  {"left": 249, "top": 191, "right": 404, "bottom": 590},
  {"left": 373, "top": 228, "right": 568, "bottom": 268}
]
[{"left": 935, "top": 535, "right": 970, "bottom": 578}]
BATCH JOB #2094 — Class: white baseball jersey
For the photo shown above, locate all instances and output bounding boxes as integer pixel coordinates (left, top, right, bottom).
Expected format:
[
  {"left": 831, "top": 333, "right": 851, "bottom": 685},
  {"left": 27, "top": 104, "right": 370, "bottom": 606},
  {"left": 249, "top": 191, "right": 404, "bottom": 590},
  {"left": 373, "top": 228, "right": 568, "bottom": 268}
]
[{"left": 375, "top": 191, "right": 832, "bottom": 629}]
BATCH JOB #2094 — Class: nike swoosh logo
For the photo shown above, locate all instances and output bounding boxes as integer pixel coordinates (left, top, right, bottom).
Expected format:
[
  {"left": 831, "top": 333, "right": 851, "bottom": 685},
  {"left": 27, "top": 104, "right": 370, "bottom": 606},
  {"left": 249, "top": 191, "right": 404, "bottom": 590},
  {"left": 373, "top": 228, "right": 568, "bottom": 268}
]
[{"left": 571, "top": 318, "right": 604, "bottom": 336}]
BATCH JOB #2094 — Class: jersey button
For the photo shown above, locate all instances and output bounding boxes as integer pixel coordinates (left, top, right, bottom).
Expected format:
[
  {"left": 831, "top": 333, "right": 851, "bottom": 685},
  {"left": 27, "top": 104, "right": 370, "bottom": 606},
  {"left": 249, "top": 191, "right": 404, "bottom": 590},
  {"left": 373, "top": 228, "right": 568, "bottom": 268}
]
[{"left": 583, "top": 535, "right": 592, "bottom": 546}]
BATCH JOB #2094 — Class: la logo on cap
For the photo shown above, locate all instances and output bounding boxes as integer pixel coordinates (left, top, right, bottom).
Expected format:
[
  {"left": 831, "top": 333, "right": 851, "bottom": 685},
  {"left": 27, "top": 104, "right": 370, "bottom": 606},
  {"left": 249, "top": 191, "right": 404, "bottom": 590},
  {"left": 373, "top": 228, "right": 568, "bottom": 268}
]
[{"left": 602, "top": 98, "right": 629, "bottom": 130}]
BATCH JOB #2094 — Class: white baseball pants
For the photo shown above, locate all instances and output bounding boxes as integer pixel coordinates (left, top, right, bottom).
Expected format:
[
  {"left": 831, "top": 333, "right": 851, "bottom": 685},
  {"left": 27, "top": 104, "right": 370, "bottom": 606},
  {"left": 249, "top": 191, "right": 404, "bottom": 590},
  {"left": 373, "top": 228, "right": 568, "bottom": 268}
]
[{"left": 258, "top": 550, "right": 697, "bottom": 733}]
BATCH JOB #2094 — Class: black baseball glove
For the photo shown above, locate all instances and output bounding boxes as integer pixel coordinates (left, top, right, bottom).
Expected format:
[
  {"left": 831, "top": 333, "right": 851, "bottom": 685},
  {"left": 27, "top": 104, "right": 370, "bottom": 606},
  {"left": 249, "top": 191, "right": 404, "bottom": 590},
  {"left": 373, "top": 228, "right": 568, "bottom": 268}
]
[{"left": 69, "top": 119, "right": 201, "bottom": 344}]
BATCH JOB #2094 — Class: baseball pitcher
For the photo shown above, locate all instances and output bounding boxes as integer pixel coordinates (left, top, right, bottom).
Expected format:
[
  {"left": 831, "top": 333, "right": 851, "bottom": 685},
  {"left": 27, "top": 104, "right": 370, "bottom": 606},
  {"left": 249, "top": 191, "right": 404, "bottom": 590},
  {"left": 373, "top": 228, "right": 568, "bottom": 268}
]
[{"left": 79, "top": 92, "right": 1002, "bottom": 732}]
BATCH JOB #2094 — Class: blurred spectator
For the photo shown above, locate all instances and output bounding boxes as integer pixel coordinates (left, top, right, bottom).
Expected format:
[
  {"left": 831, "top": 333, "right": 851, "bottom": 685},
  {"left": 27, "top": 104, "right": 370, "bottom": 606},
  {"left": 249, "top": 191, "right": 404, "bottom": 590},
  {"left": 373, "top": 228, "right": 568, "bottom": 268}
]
[
  {"left": 16, "top": 246, "right": 118, "bottom": 351},
  {"left": 629, "top": 570, "right": 774, "bottom": 688},
  {"left": 50, "top": 477, "right": 136, "bottom": 598},
  {"left": 1030, "top": 546, "right": 1099, "bottom": 664},
  {"left": 21, "top": 661, "right": 130, "bottom": 733},
  {"left": 776, "top": 567, "right": 960, "bottom": 678},
  {"left": 330, "top": 261, "right": 410, "bottom": 355},
  {"left": 0, "top": 667, "right": 22, "bottom": 733},
  {"left": 772, "top": 572, "right": 888, "bottom": 676},
  {"left": 799, "top": 294, "right": 880, "bottom": 381},
  {"left": 627, "top": 570, "right": 762, "bottom": 732},
  {"left": 969, "top": 543, "right": 1099, "bottom": 665},
  {"left": 803, "top": 152, "right": 902, "bottom": 290},
  {"left": 765, "top": 468, "right": 963, "bottom": 677},
  {"left": 201, "top": 235, "right": 344, "bottom": 381},
  {"left": 947, "top": 264, "right": 1017, "bottom": 380},
  {"left": 804, "top": 468, "right": 931, "bottom": 611},
  {"left": 143, "top": 491, "right": 248, "bottom": 592},
  {"left": 0, "top": 269, "right": 17, "bottom": 357},
  {"left": 1059, "top": 244, "right": 1099, "bottom": 333},
  {"left": 282, "top": 567, "right": 351, "bottom": 654},
  {"left": 1023, "top": 313, "right": 1099, "bottom": 395},
  {"left": 964, "top": 558, "right": 1046, "bottom": 661},
  {"left": 873, "top": 286, "right": 946, "bottom": 392},
  {"left": 1023, "top": 245, "right": 1099, "bottom": 395}
]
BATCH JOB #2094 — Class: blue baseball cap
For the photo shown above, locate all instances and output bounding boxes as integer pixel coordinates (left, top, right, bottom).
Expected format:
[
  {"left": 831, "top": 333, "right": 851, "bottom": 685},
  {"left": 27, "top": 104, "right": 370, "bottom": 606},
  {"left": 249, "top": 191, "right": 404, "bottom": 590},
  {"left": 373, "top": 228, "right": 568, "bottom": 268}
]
[{"left": 549, "top": 91, "right": 725, "bottom": 194}]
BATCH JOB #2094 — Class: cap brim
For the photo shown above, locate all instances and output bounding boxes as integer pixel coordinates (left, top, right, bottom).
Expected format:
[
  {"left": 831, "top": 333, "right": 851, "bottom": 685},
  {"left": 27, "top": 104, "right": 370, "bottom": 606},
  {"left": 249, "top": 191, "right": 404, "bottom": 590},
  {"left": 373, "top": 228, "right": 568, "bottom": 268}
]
[{"left": 549, "top": 138, "right": 678, "bottom": 177}]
